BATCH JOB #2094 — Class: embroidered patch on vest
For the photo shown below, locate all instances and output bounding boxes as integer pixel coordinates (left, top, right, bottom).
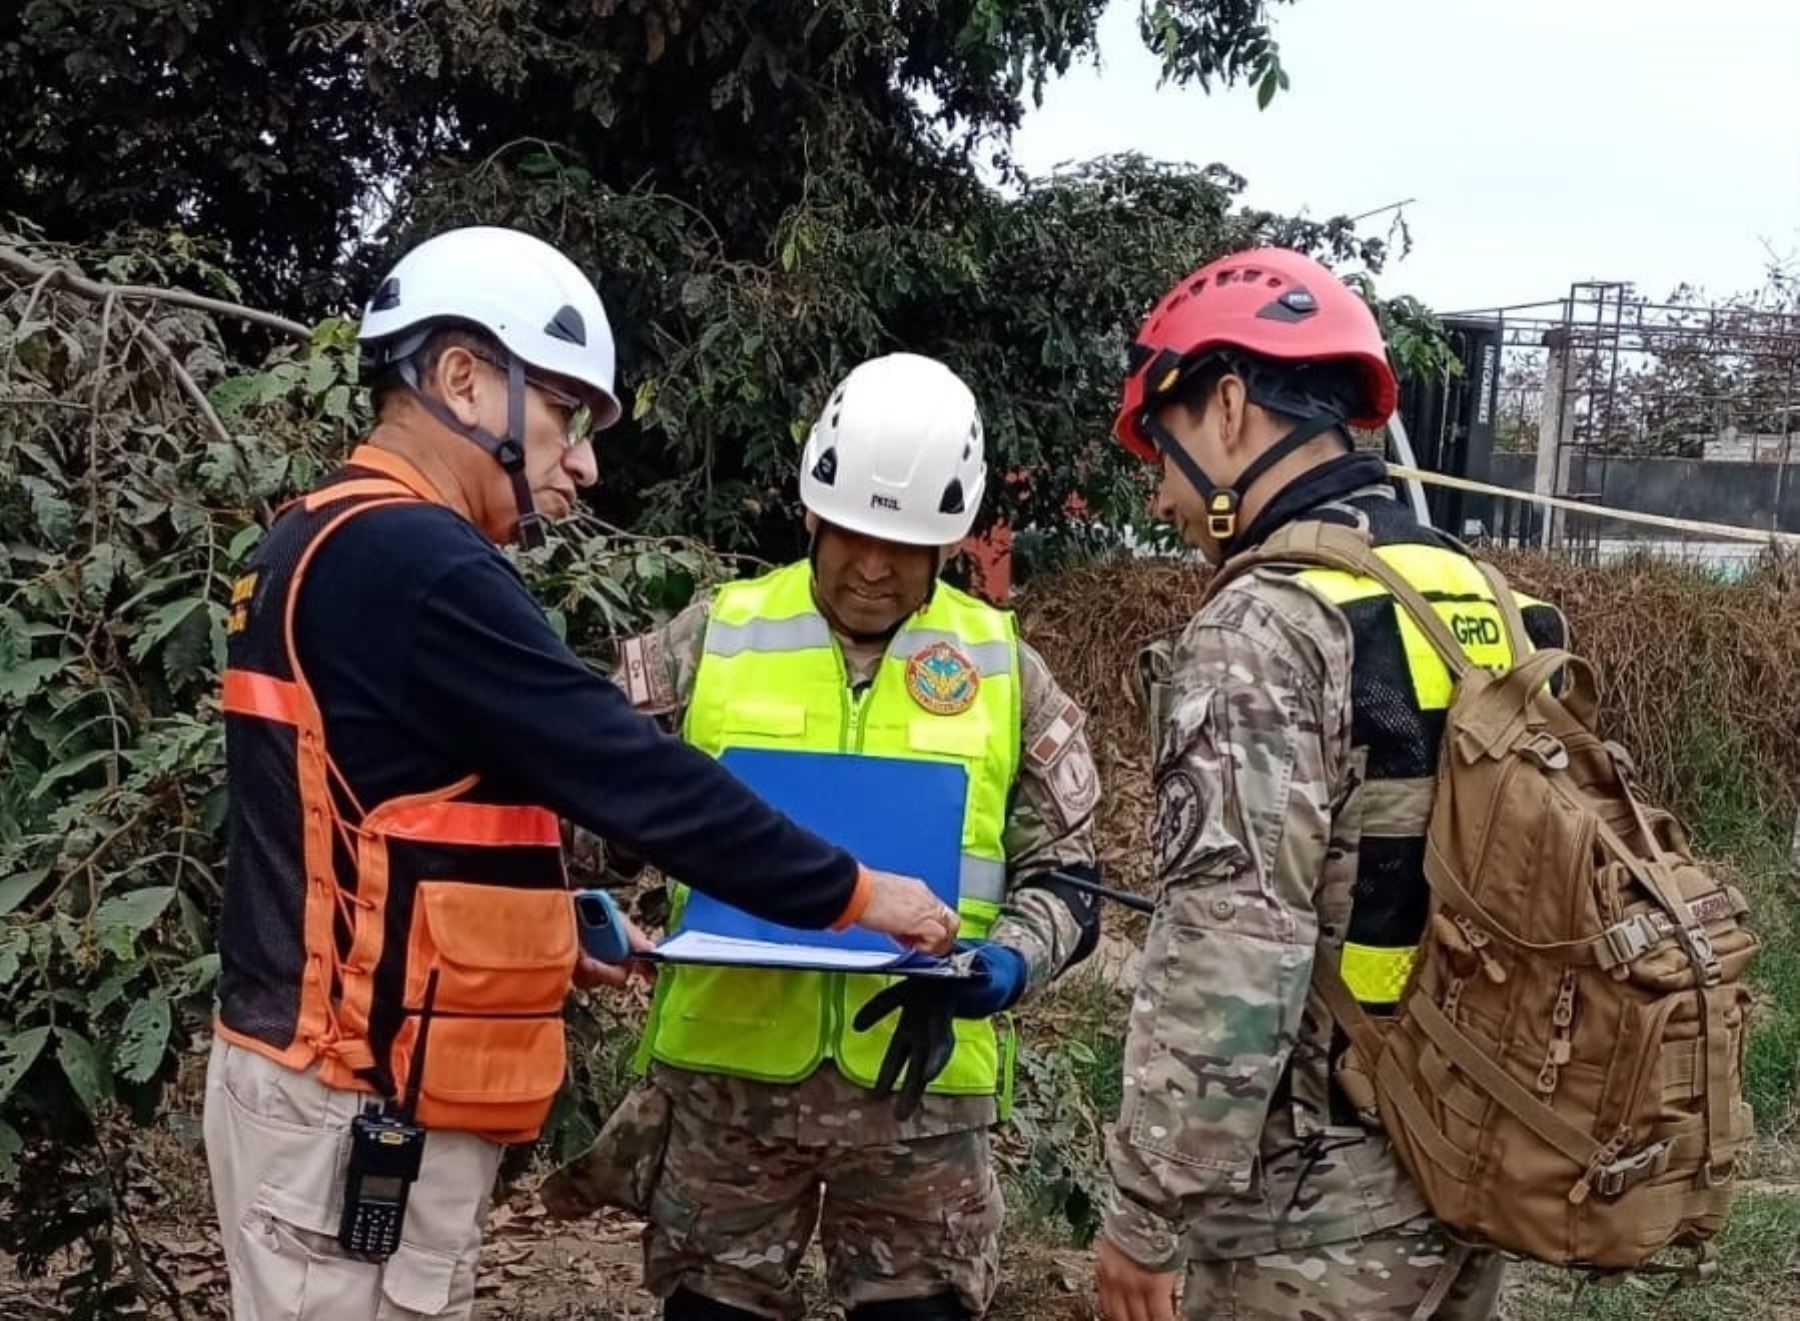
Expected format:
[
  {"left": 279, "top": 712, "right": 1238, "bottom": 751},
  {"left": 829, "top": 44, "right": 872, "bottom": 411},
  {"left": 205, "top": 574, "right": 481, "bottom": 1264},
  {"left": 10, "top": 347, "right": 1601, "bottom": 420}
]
[{"left": 906, "top": 641, "right": 980, "bottom": 715}]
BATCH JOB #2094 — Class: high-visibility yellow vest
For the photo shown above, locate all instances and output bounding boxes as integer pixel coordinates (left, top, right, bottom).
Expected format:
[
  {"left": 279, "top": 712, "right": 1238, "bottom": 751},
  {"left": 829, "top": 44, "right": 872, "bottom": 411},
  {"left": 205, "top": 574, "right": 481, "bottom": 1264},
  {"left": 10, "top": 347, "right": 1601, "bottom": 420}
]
[
  {"left": 638, "top": 561, "right": 1022, "bottom": 1098},
  {"left": 1287, "top": 509, "right": 1562, "bottom": 1010}
]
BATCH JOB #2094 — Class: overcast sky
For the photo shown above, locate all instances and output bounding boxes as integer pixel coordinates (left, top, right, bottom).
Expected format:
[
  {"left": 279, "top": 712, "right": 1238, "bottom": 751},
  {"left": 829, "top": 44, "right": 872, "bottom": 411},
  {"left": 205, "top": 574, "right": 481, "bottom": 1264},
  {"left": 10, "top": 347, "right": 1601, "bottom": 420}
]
[{"left": 1009, "top": 0, "right": 1800, "bottom": 314}]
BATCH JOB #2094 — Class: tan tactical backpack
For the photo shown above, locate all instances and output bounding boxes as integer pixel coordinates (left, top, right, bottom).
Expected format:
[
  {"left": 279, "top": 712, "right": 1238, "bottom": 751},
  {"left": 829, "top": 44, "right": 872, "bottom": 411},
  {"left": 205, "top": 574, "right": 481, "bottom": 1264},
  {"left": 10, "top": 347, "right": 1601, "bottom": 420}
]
[{"left": 1209, "top": 520, "right": 1759, "bottom": 1272}]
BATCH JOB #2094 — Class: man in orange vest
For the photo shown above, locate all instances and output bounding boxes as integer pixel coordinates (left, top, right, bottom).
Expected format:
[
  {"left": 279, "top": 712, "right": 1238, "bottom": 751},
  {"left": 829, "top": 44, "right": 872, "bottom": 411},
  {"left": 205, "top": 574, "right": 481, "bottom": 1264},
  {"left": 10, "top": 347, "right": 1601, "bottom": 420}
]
[{"left": 206, "top": 226, "right": 955, "bottom": 1321}]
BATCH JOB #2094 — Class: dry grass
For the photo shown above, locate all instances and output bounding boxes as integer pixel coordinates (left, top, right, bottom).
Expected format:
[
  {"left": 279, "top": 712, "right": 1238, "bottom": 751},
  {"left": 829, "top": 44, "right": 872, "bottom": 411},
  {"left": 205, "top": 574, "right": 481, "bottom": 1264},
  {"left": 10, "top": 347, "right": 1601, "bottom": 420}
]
[{"left": 1017, "top": 548, "right": 1800, "bottom": 900}]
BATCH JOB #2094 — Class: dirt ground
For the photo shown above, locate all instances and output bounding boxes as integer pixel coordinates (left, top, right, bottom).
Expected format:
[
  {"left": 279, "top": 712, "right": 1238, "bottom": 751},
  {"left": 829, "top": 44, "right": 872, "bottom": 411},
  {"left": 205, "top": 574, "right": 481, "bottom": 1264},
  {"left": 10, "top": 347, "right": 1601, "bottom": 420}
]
[{"left": 4, "top": 1107, "right": 1796, "bottom": 1321}]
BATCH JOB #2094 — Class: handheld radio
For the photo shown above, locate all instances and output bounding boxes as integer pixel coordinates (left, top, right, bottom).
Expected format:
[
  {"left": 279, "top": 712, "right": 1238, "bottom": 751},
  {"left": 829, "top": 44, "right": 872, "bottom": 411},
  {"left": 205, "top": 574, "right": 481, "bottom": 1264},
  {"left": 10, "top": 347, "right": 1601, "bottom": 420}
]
[{"left": 337, "top": 970, "right": 435, "bottom": 1260}]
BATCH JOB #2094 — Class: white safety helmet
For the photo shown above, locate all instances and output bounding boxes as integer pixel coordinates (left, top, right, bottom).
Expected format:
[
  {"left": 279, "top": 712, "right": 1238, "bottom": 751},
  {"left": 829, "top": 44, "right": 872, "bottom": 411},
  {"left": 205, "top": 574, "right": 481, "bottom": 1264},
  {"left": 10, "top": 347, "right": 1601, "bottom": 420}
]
[
  {"left": 357, "top": 227, "right": 621, "bottom": 546},
  {"left": 358, "top": 225, "right": 621, "bottom": 426},
  {"left": 799, "top": 354, "right": 988, "bottom": 547}
]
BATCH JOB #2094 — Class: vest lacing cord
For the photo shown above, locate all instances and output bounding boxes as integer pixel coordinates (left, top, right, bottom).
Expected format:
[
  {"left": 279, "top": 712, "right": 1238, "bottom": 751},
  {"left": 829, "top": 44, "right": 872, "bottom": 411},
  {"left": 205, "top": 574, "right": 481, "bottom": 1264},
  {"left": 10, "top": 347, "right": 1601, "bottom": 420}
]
[{"left": 300, "top": 749, "right": 383, "bottom": 1080}]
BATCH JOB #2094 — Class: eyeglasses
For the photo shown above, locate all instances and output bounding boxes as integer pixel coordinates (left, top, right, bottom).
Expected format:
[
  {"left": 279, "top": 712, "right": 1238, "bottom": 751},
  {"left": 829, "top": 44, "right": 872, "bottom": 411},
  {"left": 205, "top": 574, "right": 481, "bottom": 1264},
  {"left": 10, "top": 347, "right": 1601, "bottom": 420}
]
[{"left": 471, "top": 350, "right": 596, "bottom": 447}]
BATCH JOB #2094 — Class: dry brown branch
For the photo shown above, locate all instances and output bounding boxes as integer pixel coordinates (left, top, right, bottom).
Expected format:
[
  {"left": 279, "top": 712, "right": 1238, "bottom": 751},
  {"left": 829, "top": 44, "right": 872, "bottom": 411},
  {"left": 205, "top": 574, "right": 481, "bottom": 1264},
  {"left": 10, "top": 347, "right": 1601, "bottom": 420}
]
[{"left": 0, "top": 245, "right": 313, "bottom": 341}]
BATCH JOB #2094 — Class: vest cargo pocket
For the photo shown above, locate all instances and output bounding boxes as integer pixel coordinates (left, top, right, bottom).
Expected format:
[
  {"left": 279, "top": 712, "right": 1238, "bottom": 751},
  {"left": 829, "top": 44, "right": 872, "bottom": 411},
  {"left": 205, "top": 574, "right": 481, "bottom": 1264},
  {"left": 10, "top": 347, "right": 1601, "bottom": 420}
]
[
  {"left": 406, "top": 880, "right": 576, "bottom": 1016},
  {"left": 394, "top": 1016, "right": 567, "bottom": 1143}
]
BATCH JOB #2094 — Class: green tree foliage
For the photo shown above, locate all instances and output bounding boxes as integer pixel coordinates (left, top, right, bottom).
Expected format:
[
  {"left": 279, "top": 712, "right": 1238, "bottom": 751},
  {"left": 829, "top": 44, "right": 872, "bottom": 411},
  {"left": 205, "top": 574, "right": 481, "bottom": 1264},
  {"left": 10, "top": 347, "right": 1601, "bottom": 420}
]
[
  {"left": 2, "top": 2, "right": 1290, "bottom": 316},
  {"left": 408, "top": 147, "right": 1412, "bottom": 562},
  {"left": 0, "top": 228, "right": 735, "bottom": 1305}
]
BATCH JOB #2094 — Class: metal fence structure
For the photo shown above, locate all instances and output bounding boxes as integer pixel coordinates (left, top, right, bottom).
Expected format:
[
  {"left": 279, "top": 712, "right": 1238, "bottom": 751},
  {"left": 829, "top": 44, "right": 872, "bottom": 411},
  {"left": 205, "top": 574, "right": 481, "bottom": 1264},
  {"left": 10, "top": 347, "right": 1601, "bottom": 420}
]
[{"left": 1396, "top": 281, "right": 1800, "bottom": 565}]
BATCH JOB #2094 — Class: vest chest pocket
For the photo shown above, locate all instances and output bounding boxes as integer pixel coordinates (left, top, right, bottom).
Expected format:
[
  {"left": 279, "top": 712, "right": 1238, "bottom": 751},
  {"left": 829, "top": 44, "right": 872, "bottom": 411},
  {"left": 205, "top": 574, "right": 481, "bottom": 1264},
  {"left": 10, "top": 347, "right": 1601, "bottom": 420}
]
[
  {"left": 906, "top": 717, "right": 990, "bottom": 761},
  {"left": 722, "top": 699, "right": 808, "bottom": 741}
]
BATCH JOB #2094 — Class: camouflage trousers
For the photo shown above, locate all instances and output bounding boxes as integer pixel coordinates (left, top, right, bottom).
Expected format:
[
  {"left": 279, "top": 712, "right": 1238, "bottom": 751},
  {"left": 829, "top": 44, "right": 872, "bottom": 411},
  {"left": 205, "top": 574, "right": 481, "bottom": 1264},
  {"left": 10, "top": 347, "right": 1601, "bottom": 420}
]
[
  {"left": 643, "top": 1089, "right": 1003, "bottom": 1318},
  {"left": 1182, "top": 1216, "right": 1503, "bottom": 1320}
]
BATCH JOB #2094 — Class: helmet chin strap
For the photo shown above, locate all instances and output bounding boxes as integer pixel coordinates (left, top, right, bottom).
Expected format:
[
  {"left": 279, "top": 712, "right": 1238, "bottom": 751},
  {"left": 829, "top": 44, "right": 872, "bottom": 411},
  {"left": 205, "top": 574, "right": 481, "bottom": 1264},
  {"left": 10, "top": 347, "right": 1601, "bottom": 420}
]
[
  {"left": 1144, "top": 408, "right": 1349, "bottom": 553},
  {"left": 403, "top": 353, "right": 545, "bottom": 549}
]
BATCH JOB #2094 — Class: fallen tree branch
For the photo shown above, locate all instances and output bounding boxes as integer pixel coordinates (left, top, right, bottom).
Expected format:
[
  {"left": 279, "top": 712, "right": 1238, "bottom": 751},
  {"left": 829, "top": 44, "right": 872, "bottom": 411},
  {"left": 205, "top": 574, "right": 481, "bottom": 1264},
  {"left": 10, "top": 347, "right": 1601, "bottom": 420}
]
[
  {"left": 120, "top": 306, "right": 233, "bottom": 447},
  {"left": 0, "top": 245, "right": 313, "bottom": 341}
]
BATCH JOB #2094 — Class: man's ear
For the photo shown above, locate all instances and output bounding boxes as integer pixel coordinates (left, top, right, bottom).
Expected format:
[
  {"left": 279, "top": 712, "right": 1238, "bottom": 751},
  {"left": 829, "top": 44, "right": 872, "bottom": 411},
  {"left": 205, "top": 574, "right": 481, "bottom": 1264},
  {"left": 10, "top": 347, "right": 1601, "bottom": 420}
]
[
  {"left": 431, "top": 344, "right": 486, "bottom": 428},
  {"left": 1214, "top": 373, "right": 1253, "bottom": 459}
]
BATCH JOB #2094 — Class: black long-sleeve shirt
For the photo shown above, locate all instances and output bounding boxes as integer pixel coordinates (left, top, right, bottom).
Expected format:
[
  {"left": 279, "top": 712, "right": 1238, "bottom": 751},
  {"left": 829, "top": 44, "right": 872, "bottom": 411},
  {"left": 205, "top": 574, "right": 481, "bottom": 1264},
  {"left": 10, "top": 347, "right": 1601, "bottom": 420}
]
[{"left": 293, "top": 498, "right": 858, "bottom": 929}]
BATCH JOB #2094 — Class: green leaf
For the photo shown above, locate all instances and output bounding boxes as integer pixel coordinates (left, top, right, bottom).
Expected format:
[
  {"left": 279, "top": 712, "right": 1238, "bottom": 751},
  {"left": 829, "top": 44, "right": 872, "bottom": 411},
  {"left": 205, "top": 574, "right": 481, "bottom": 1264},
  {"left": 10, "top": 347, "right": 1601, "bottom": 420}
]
[
  {"left": 57, "top": 1028, "right": 111, "bottom": 1114},
  {"left": 0, "top": 605, "right": 29, "bottom": 669},
  {"left": 167, "top": 953, "right": 221, "bottom": 1000},
  {"left": 115, "top": 997, "right": 172, "bottom": 1084},
  {"left": 207, "top": 374, "right": 263, "bottom": 419},
  {"left": 0, "top": 1026, "right": 53, "bottom": 1104},
  {"left": 130, "top": 599, "right": 203, "bottom": 665},
  {"left": 94, "top": 886, "right": 176, "bottom": 958},
  {"left": 0, "top": 929, "right": 25, "bottom": 988},
  {"left": 19, "top": 476, "right": 73, "bottom": 541},
  {"left": 80, "top": 544, "right": 121, "bottom": 605},
  {"left": 0, "top": 1119, "right": 20, "bottom": 1183},
  {"left": 161, "top": 602, "right": 212, "bottom": 687},
  {"left": 208, "top": 601, "right": 228, "bottom": 673},
  {"left": 227, "top": 524, "right": 263, "bottom": 563},
  {"left": 303, "top": 353, "right": 337, "bottom": 397},
  {"left": 0, "top": 657, "right": 65, "bottom": 704},
  {"left": 28, "top": 748, "right": 118, "bottom": 802},
  {"left": 87, "top": 970, "right": 131, "bottom": 1018},
  {"left": 0, "top": 871, "right": 46, "bottom": 917},
  {"left": 632, "top": 379, "right": 659, "bottom": 422},
  {"left": 1256, "top": 66, "right": 1278, "bottom": 110}
]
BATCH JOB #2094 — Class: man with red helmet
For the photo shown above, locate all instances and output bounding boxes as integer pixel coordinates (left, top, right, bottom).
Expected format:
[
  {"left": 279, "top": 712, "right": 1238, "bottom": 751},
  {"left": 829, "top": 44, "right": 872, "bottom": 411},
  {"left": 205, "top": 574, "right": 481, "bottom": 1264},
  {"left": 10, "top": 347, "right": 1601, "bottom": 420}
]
[{"left": 1095, "top": 248, "right": 1567, "bottom": 1320}]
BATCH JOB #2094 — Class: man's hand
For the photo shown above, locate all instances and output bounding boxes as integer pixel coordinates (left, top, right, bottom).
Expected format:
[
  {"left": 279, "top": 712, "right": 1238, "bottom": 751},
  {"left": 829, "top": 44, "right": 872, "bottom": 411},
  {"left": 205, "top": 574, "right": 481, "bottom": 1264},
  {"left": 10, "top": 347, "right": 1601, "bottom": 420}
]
[
  {"left": 572, "top": 912, "right": 656, "bottom": 990},
  {"left": 1097, "top": 1236, "right": 1180, "bottom": 1321},
  {"left": 855, "top": 868, "right": 959, "bottom": 955}
]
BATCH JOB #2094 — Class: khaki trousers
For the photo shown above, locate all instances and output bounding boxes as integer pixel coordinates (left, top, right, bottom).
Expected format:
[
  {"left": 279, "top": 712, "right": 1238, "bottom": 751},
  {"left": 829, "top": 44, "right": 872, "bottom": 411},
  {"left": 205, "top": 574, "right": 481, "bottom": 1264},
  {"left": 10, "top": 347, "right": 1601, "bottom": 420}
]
[{"left": 203, "top": 1035, "right": 502, "bottom": 1320}]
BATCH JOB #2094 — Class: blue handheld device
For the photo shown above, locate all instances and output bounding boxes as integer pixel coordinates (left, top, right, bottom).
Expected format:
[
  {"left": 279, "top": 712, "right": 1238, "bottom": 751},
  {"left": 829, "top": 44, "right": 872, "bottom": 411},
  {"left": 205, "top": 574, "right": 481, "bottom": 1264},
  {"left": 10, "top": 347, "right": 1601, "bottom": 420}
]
[{"left": 573, "top": 888, "right": 634, "bottom": 964}]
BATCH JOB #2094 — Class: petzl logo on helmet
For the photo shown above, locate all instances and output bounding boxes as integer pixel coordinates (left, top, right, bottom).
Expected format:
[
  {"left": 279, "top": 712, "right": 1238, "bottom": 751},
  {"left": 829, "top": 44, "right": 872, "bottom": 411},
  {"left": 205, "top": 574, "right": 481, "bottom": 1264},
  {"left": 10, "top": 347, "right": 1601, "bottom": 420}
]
[
  {"left": 870, "top": 493, "right": 901, "bottom": 511},
  {"left": 906, "top": 642, "right": 979, "bottom": 716}
]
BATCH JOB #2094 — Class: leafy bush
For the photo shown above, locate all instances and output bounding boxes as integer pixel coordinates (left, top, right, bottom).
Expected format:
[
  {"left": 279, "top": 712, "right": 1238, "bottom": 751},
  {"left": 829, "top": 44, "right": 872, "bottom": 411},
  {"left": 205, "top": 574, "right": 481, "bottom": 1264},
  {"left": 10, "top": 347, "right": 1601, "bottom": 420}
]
[{"left": 0, "top": 228, "right": 728, "bottom": 1305}]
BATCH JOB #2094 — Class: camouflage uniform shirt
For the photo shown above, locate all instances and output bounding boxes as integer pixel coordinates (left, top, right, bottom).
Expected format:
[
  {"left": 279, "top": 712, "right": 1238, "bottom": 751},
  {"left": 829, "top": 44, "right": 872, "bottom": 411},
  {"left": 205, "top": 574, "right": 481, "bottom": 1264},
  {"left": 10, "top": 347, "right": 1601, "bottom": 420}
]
[
  {"left": 601, "top": 582, "right": 1100, "bottom": 1142},
  {"left": 1102, "top": 537, "right": 1428, "bottom": 1270}
]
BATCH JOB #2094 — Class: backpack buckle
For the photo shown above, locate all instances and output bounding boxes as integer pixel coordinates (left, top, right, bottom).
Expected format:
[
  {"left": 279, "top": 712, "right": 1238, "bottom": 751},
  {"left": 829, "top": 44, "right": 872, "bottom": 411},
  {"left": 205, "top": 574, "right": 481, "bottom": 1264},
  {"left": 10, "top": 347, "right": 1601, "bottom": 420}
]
[
  {"left": 1520, "top": 732, "right": 1569, "bottom": 771},
  {"left": 1600, "top": 914, "right": 1660, "bottom": 969},
  {"left": 1677, "top": 923, "right": 1723, "bottom": 987},
  {"left": 1594, "top": 1140, "right": 1672, "bottom": 1197}
]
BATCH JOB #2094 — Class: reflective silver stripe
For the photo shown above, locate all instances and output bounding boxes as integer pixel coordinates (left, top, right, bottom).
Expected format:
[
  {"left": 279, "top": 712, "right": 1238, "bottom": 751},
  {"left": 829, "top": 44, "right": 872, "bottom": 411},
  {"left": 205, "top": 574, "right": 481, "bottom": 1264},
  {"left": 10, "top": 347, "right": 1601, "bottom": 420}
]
[
  {"left": 960, "top": 854, "right": 1007, "bottom": 904},
  {"left": 892, "top": 628, "right": 1013, "bottom": 678},
  {"left": 703, "top": 615, "right": 834, "bottom": 657}
]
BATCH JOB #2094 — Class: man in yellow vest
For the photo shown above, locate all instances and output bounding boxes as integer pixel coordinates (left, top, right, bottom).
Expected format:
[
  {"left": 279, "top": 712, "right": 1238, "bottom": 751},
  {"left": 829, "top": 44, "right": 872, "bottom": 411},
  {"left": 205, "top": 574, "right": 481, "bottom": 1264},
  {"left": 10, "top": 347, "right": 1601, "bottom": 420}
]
[
  {"left": 555, "top": 353, "right": 1104, "bottom": 1321},
  {"left": 1095, "top": 248, "right": 1567, "bottom": 1321}
]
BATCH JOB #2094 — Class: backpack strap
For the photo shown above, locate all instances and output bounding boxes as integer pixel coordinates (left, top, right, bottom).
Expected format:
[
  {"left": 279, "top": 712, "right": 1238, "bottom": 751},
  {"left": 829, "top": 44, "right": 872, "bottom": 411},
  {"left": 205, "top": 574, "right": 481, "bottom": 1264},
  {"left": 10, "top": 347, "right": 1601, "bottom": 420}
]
[
  {"left": 1310, "top": 945, "right": 1388, "bottom": 1066},
  {"left": 1210, "top": 521, "right": 1481, "bottom": 681},
  {"left": 1475, "top": 559, "right": 1532, "bottom": 659},
  {"left": 1454, "top": 647, "right": 1599, "bottom": 761}
]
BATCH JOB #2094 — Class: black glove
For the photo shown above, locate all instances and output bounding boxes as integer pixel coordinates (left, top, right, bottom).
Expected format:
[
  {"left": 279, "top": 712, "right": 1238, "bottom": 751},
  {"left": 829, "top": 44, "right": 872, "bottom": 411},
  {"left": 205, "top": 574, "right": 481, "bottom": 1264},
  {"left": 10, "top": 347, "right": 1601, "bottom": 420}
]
[{"left": 850, "top": 943, "right": 1028, "bottom": 1120}]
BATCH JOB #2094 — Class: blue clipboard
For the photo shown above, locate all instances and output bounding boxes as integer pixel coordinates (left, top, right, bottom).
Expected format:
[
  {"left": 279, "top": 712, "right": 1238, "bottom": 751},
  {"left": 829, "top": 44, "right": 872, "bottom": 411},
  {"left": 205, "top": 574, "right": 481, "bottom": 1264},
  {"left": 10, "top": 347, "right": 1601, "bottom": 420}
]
[{"left": 659, "top": 747, "right": 973, "bottom": 977}]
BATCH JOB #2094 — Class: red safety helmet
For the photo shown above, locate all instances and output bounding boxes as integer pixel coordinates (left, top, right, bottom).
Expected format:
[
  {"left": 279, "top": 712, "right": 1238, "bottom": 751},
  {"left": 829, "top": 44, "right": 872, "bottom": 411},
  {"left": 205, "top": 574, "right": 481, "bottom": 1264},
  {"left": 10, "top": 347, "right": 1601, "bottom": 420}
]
[{"left": 1111, "top": 247, "right": 1399, "bottom": 544}]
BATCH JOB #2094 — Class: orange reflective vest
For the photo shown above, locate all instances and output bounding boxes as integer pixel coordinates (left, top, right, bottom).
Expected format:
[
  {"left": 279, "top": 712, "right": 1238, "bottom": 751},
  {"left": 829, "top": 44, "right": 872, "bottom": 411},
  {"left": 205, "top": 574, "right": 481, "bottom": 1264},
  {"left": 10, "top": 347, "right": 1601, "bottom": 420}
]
[{"left": 216, "top": 447, "right": 575, "bottom": 1144}]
